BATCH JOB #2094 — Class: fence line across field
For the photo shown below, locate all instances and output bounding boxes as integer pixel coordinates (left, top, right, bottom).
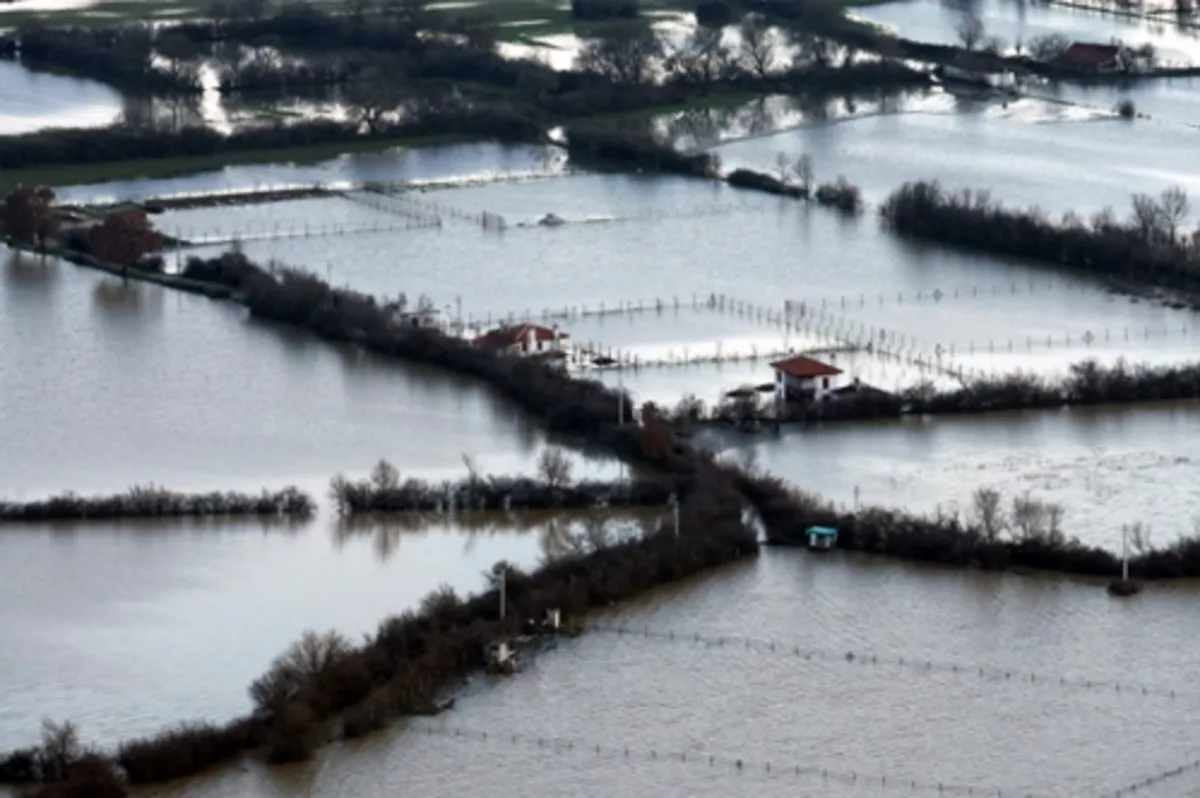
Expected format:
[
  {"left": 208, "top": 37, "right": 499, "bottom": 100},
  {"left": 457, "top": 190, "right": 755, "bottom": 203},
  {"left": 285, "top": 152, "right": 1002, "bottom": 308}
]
[
  {"left": 412, "top": 721, "right": 1052, "bottom": 797},
  {"left": 803, "top": 281, "right": 1199, "bottom": 312},
  {"left": 165, "top": 215, "right": 443, "bottom": 249},
  {"left": 581, "top": 624, "right": 1192, "bottom": 703}
]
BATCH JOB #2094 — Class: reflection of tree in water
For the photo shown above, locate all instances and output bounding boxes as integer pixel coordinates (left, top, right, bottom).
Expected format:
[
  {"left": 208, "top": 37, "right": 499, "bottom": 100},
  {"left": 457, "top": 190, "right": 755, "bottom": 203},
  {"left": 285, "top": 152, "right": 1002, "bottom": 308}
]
[
  {"left": 119, "top": 94, "right": 205, "bottom": 132},
  {"left": 662, "top": 103, "right": 745, "bottom": 150},
  {"left": 333, "top": 507, "right": 659, "bottom": 563},
  {"left": 92, "top": 278, "right": 145, "bottom": 313},
  {"left": 4, "top": 250, "right": 58, "bottom": 291},
  {"left": 787, "top": 93, "right": 834, "bottom": 124}
]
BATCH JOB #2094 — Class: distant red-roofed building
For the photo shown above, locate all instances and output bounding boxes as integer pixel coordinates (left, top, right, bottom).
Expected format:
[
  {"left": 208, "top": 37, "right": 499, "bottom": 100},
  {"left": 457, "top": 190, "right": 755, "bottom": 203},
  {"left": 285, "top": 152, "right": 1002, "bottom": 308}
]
[
  {"left": 473, "top": 323, "right": 568, "bottom": 356},
  {"left": 1048, "top": 42, "right": 1126, "bottom": 74},
  {"left": 770, "top": 354, "right": 845, "bottom": 402}
]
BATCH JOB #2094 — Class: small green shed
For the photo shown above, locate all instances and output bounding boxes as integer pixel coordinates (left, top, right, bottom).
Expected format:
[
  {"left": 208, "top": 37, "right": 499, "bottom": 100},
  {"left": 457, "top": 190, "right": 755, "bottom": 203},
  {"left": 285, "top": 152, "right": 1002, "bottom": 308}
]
[{"left": 805, "top": 525, "right": 838, "bottom": 552}]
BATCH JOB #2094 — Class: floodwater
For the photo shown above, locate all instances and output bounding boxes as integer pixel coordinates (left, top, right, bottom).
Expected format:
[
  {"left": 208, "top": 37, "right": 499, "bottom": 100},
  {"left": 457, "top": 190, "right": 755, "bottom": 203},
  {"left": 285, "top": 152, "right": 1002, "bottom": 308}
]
[
  {"left": 0, "top": 60, "right": 122, "bottom": 134},
  {"left": 131, "top": 549, "right": 1200, "bottom": 798},
  {"left": 854, "top": 0, "right": 1200, "bottom": 64},
  {"left": 0, "top": 246, "right": 620, "bottom": 752},
  {"left": 701, "top": 401, "right": 1200, "bottom": 551},
  {"left": 6, "top": 73, "right": 1200, "bottom": 795},
  {"left": 0, "top": 247, "right": 608, "bottom": 498}
]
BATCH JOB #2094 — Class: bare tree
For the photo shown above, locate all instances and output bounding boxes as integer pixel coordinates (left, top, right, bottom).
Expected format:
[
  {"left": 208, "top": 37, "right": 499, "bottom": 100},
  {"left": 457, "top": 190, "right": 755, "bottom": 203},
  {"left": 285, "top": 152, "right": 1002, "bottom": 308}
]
[
  {"left": 537, "top": 447, "right": 574, "bottom": 488},
  {"left": 738, "top": 13, "right": 778, "bottom": 79},
  {"left": 1027, "top": 32, "right": 1069, "bottom": 61},
  {"left": 249, "top": 630, "right": 351, "bottom": 712},
  {"left": 461, "top": 453, "right": 481, "bottom": 488},
  {"left": 1045, "top": 503, "right": 1066, "bottom": 547},
  {"left": 1130, "top": 192, "right": 1165, "bottom": 241},
  {"left": 775, "top": 152, "right": 790, "bottom": 182},
  {"left": 792, "top": 154, "right": 814, "bottom": 193},
  {"left": 577, "top": 21, "right": 664, "bottom": 85},
  {"left": 1159, "top": 185, "right": 1189, "bottom": 241},
  {"left": 956, "top": 13, "right": 985, "bottom": 51},
  {"left": 39, "top": 719, "right": 81, "bottom": 781},
  {"left": 346, "top": 70, "right": 411, "bottom": 134},
  {"left": 668, "top": 24, "right": 733, "bottom": 89},
  {"left": 1128, "top": 522, "right": 1152, "bottom": 554},
  {"left": 1010, "top": 492, "right": 1048, "bottom": 542},
  {"left": 972, "top": 487, "right": 1005, "bottom": 542},
  {"left": 370, "top": 459, "right": 400, "bottom": 491}
]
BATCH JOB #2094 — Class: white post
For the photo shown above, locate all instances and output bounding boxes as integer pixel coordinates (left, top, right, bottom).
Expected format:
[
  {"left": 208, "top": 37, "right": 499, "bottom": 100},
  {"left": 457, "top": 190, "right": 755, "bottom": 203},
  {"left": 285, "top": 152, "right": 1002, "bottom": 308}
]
[
  {"left": 1121, "top": 525, "right": 1129, "bottom": 582},
  {"left": 499, "top": 567, "right": 506, "bottom": 621}
]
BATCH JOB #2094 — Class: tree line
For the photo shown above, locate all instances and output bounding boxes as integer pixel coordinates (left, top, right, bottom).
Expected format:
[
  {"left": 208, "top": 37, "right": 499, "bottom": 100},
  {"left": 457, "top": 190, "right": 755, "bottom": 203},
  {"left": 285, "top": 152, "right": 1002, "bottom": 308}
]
[
  {"left": 0, "top": 249, "right": 763, "bottom": 794},
  {"left": 880, "top": 180, "right": 1200, "bottom": 298},
  {"left": 0, "top": 0, "right": 929, "bottom": 173}
]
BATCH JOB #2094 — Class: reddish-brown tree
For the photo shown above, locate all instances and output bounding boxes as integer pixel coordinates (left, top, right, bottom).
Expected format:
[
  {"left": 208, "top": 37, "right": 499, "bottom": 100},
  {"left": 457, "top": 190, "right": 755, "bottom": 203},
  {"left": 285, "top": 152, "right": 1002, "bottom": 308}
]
[
  {"left": 638, "top": 401, "right": 673, "bottom": 462},
  {"left": 88, "top": 209, "right": 163, "bottom": 268},
  {"left": 2, "top": 186, "right": 59, "bottom": 246}
]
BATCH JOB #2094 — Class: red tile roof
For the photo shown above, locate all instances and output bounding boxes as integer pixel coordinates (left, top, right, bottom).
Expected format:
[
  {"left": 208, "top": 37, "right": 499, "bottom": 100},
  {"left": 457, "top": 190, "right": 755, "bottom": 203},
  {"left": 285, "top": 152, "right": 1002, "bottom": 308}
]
[
  {"left": 473, "top": 323, "right": 566, "bottom": 349},
  {"left": 1053, "top": 43, "right": 1120, "bottom": 67},
  {"left": 770, "top": 355, "right": 842, "bottom": 379}
]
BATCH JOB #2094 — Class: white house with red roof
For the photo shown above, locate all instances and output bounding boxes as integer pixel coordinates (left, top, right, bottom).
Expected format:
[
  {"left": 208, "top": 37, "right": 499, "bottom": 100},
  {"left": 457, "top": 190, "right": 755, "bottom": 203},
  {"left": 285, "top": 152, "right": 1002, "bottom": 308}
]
[
  {"left": 770, "top": 354, "right": 845, "bottom": 403},
  {"left": 473, "top": 323, "right": 569, "bottom": 358}
]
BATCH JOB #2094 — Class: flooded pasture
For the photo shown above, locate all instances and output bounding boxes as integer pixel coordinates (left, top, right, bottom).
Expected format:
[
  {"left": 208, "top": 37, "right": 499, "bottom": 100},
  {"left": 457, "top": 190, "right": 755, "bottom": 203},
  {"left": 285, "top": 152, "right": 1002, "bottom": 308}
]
[
  {"left": 853, "top": 0, "right": 1200, "bottom": 65},
  {"left": 0, "top": 59, "right": 122, "bottom": 134},
  {"left": 0, "top": 245, "right": 625, "bottom": 752},
  {"left": 131, "top": 549, "right": 1200, "bottom": 798},
  {"left": 703, "top": 401, "right": 1200, "bottom": 551},
  {"left": 4, "top": 64, "right": 1200, "bottom": 796}
]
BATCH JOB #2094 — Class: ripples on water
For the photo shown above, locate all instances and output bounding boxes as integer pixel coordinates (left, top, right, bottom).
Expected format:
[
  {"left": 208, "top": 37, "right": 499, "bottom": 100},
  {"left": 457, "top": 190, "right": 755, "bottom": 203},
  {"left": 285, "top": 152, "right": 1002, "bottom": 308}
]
[
  {"left": 6, "top": 78, "right": 1200, "bottom": 795},
  {"left": 130, "top": 551, "right": 1200, "bottom": 798}
]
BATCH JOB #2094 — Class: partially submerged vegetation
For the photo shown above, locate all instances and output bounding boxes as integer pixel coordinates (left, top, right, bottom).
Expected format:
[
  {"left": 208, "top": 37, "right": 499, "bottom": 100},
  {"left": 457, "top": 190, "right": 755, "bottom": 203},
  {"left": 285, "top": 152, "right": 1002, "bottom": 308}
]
[
  {"left": 1, "top": 470, "right": 753, "bottom": 790},
  {"left": 740, "top": 474, "right": 1200, "bottom": 581},
  {"left": 881, "top": 180, "right": 1200, "bottom": 301},
  {"left": 0, "top": 485, "right": 314, "bottom": 522},
  {"left": 329, "top": 456, "right": 676, "bottom": 515},
  {"left": 0, "top": 247, "right": 760, "bottom": 791},
  {"left": 0, "top": 0, "right": 928, "bottom": 178}
]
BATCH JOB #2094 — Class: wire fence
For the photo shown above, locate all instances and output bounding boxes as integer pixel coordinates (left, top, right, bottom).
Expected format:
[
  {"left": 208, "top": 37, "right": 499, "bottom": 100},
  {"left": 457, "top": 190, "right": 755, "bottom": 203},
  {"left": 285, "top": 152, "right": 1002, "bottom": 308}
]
[
  {"left": 411, "top": 721, "right": 1052, "bottom": 797},
  {"left": 165, "top": 215, "right": 442, "bottom": 248},
  {"left": 1106, "top": 751, "right": 1200, "bottom": 797},
  {"left": 805, "top": 280, "right": 1199, "bottom": 312},
  {"left": 581, "top": 624, "right": 1194, "bottom": 703}
]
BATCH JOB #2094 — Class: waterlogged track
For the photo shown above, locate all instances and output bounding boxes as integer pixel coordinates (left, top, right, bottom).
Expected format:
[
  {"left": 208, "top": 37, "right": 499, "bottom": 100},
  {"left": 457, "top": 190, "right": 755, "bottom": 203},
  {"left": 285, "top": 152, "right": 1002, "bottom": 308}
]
[{"left": 133, "top": 550, "right": 1200, "bottom": 798}]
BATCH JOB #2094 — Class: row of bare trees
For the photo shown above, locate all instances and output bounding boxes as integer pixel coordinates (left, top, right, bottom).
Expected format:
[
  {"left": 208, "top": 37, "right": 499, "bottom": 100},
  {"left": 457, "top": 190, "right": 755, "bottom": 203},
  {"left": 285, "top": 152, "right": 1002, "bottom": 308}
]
[{"left": 578, "top": 13, "right": 860, "bottom": 89}]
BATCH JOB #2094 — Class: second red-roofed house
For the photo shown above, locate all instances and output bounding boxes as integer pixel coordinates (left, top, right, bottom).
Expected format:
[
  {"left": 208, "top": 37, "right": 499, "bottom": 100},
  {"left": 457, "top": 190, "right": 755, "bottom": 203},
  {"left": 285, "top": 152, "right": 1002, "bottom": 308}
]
[
  {"left": 770, "top": 354, "right": 845, "bottom": 403},
  {"left": 473, "top": 323, "right": 569, "bottom": 357}
]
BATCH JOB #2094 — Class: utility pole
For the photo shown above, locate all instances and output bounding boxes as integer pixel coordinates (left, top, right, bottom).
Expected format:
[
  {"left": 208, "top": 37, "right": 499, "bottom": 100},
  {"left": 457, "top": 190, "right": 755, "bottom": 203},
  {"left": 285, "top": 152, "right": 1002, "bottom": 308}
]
[
  {"left": 499, "top": 566, "right": 506, "bottom": 621},
  {"left": 1121, "top": 524, "right": 1129, "bottom": 583},
  {"left": 669, "top": 493, "right": 679, "bottom": 540},
  {"left": 617, "top": 370, "right": 624, "bottom": 426}
]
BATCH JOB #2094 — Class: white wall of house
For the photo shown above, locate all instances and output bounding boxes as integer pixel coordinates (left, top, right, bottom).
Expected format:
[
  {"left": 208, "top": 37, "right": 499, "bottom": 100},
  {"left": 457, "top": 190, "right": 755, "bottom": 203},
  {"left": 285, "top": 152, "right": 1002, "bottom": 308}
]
[{"left": 775, "top": 370, "right": 843, "bottom": 402}]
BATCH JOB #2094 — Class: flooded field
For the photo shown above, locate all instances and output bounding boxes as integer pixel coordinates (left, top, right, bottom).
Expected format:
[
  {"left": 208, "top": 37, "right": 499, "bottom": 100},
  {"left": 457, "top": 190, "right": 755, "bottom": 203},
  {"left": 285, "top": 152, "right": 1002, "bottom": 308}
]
[
  {"left": 153, "top": 170, "right": 1200, "bottom": 390},
  {"left": 854, "top": 0, "right": 1200, "bottom": 65},
  {"left": 0, "top": 60, "right": 122, "bottom": 134},
  {"left": 6, "top": 40, "right": 1200, "bottom": 794},
  {"left": 703, "top": 401, "right": 1200, "bottom": 551},
  {"left": 0, "top": 248, "right": 614, "bottom": 499},
  {"left": 128, "top": 549, "right": 1200, "bottom": 798},
  {"left": 0, "top": 245, "right": 629, "bottom": 752}
]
